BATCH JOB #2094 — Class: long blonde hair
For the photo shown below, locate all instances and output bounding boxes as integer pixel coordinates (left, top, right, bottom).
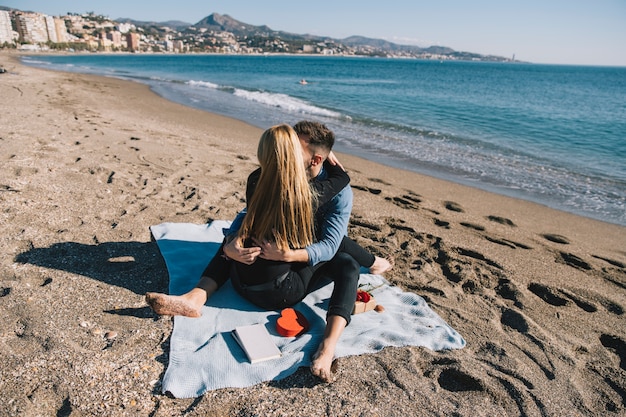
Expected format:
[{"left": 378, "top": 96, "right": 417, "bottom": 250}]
[{"left": 239, "top": 124, "right": 315, "bottom": 250}]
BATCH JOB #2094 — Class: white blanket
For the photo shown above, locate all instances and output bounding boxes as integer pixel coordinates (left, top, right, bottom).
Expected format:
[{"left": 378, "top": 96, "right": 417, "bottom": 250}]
[{"left": 150, "top": 221, "right": 465, "bottom": 398}]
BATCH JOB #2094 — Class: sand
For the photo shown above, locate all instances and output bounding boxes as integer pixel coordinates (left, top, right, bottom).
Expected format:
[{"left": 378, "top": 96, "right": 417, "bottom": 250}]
[{"left": 1, "top": 52, "right": 625, "bottom": 417}]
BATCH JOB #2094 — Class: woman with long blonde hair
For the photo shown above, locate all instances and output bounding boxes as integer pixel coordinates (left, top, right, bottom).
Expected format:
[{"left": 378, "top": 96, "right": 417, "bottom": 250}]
[
  {"left": 238, "top": 124, "right": 315, "bottom": 255},
  {"left": 230, "top": 124, "right": 353, "bottom": 310}
]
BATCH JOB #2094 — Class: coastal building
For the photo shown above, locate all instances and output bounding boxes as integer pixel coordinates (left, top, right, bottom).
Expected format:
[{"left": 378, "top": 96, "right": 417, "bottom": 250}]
[
  {"left": 172, "top": 40, "right": 186, "bottom": 52},
  {"left": 15, "top": 12, "right": 49, "bottom": 44},
  {"left": 53, "top": 17, "right": 69, "bottom": 43},
  {"left": 97, "top": 32, "right": 112, "bottom": 51},
  {"left": 106, "top": 31, "right": 123, "bottom": 49},
  {"left": 66, "top": 15, "right": 88, "bottom": 34},
  {"left": 117, "top": 23, "right": 133, "bottom": 34},
  {"left": 0, "top": 11, "right": 14, "bottom": 44},
  {"left": 44, "top": 15, "right": 58, "bottom": 43},
  {"left": 126, "top": 32, "right": 140, "bottom": 51}
]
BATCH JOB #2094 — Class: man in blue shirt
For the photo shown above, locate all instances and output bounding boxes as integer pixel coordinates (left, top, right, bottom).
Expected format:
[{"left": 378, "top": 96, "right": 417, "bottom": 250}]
[{"left": 147, "top": 121, "right": 390, "bottom": 382}]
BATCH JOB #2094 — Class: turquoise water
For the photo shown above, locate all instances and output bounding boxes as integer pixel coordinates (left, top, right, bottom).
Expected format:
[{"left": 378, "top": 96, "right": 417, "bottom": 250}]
[{"left": 23, "top": 55, "right": 626, "bottom": 225}]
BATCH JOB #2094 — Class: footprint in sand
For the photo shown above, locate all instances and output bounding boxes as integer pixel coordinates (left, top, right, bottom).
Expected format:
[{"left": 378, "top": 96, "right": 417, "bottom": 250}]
[
  {"left": 434, "top": 219, "right": 451, "bottom": 229},
  {"left": 600, "top": 334, "right": 626, "bottom": 371},
  {"left": 460, "top": 222, "right": 486, "bottom": 231},
  {"left": 444, "top": 201, "right": 464, "bottom": 213},
  {"left": 485, "top": 235, "right": 533, "bottom": 250},
  {"left": 528, "top": 283, "right": 624, "bottom": 315},
  {"left": 352, "top": 184, "right": 382, "bottom": 195},
  {"left": 500, "top": 308, "right": 529, "bottom": 333},
  {"left": 558, "top": 252, "right": 592, "bottom": 271},
  {"left": 486, "top": 215, "right": 516, "bottom": 227},
  {"left": 542, "top": 234, "right": 570, "bottom": 244},
  {"left": 528, "top": 283, "right": 570, "bottom": 307},
  {"left": 387, "top": 219, "right": 417, "bottom": 234},
  {"left": 349, "top": 217, "right": 382, "bottom": 232},
  {"left": 592, "top": 255, "right": 625, "bottom": 269},
  {"left": 495, "top": 278, "right": 525, "bottom": 308},
  {"left": 437, "top": 368, "right": 485, "bottom": 392},
  {"left": 385, "top": 195, "right": 420, "bottom": 210},
  {"left": 367, "top": 177, "right": 391, "bottom": 186}
]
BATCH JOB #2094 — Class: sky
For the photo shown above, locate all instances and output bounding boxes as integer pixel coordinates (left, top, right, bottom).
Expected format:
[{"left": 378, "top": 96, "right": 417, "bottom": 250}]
[{"left": 2, "top": 0, "right": 625, "bottom": 66}]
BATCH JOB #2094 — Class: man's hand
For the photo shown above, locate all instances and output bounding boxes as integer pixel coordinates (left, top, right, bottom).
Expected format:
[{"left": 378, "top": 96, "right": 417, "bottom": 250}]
[
  {"left": 326, "top": 151, "right": 345, "bottom": 171},
  {"left": 223, "top": 236, "right": 261, "bottom": 265},
  {"left": 253, "top": 238, "right": 292, "bottom": 262},
  {"left": 253, "top": 238, "right": 310, "bottom": 263}
]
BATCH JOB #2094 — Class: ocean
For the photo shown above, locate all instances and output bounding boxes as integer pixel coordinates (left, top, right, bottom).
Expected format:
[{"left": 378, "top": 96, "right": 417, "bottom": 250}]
[{"left": 21, "top": 54, "right": 626, "bottom": 226}]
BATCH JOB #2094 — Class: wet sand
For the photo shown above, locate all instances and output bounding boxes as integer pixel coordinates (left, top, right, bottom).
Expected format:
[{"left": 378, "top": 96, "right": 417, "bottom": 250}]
[{"left": 1, "top": 52, "right": 625, "bottom": 416}]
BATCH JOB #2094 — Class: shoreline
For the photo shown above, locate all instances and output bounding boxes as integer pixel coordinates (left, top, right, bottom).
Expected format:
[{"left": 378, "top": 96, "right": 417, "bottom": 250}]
[
  {"left": 17, "top": 51, "right": 625, "bottom": 228},
  {"left": 1, "top": 51, "right": 625, "bottom": 416}
]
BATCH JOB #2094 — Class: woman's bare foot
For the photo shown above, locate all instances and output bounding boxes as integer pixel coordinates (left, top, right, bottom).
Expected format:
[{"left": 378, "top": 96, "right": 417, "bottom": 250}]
[
  {"left": 369, "top": 256, "right": 393, "bottom": 275},
  {"left": 145, "top": 292, "right": 202, "bottom": 318},
  {"left": 310, "top": 345, "right": 337, "bottom": 383}
]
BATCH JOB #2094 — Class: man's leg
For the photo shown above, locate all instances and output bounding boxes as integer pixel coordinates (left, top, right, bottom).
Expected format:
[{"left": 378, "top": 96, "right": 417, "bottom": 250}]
[
  {"left": 311, "top": 315, "right": 346, "bottom": 382},
  {"left": 310, "top": 252, "right": 360, "bottom": 382},
  {"left": 339, "top": 236, "right": 393, "bottom": 275}
]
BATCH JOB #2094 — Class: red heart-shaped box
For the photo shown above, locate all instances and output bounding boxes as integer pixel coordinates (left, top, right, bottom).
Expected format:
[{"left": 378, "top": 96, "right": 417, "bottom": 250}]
[{"left": 276, "top": 308, "right": 309, "bottom": 337}]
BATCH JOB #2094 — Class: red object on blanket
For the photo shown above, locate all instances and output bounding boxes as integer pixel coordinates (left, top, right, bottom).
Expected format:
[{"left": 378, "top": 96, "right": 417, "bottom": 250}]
[
  {"left": 356, "top": 289, "right": 371, "bottom": 303},
  {"left": 276, "top": 308, "right": 309, "bottom": 337},
  {"left": 353, "top": 290, "right": 377, "bottom": 314}
]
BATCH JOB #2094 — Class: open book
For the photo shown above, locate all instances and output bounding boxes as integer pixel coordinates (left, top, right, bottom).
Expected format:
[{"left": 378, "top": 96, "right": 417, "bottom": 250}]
[{"left": 231, "top": 323, "right": 282, "bottom": 364}]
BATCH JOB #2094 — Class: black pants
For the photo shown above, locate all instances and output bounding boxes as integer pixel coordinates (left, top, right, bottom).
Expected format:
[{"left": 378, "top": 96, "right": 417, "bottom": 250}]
[
  {"left": 201, "top": 236, "right": 373, "bottom": 325},
  {"left": 232, "top": 251, "right": 360, "bottom": 325}
]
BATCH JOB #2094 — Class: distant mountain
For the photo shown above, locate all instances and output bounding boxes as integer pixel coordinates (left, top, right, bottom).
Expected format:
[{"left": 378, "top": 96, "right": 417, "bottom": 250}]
[
  {"left": 116, "top": 18, "right": 192, "bottom": 30},
  {"left": 4, "top": 7, "right": 509, "bottom": 61},
  {"left": 341, "top": 36, "right": 416, "bottom": 51},
  {"left": 422, "top": 45, "right": 456, "bottom": 55},
  {"left": 190, "top": 14, "right": 469, "bottom": 55},
  {"left": 190, "top": 13, "right": 319, "bottom": 42},
  {"left": 193, "top": 13, "right": 274, "bottom": 36}
]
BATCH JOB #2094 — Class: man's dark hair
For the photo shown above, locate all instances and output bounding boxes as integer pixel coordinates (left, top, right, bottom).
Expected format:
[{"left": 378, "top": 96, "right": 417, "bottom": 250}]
[{"left": 293, "top": 121, "right": 335, "bottom": 152}]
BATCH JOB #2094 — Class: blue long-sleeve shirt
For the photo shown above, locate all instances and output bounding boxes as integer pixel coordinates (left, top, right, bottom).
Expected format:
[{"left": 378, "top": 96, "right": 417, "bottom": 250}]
[{"left": 224, "top": 166, "right": 352, "bottom": 266}]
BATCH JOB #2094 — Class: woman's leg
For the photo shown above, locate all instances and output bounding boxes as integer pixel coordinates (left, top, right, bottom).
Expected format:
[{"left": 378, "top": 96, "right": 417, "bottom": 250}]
[{"left": 145, "top": 243, "right": 228, "bottom": 316}]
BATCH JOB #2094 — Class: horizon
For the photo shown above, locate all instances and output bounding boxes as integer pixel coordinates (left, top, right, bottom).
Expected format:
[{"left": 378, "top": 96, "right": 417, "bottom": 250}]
[{"left": 2, "top": 0, "right": 625, "bottom": 67}]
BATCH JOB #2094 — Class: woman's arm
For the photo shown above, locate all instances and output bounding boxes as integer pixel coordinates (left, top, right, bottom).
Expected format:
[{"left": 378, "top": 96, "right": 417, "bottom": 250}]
[{"left": 312, "top": 160, "right": 350, "bottom": 207}]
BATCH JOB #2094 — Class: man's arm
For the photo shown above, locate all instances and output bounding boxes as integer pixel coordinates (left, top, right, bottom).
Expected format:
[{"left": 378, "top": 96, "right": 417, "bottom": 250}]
[
  {"left": 259, "top": 185, "right": 353, "bottom": 265},
  {"left": 305, "top": 185, "right": 352, "bottom": 265}
]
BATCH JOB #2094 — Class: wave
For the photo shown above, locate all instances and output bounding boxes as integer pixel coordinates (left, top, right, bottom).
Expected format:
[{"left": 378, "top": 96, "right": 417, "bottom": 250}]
[
  {"left": 186, "top": 80, "right": 219, "bottom": 89},
  {"left": 21, "top": 58, "right": 52, "bottom": 65},
  {"left": 233, "top": 89, "right": 342, "bottom": 118},
  {"left": 186, "top": 79, "right": 341, "bottom": 118}
]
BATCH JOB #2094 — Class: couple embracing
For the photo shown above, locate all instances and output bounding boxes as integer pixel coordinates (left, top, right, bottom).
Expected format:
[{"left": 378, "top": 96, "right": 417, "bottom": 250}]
[{"left": 147, "top": 121, "right": 391, "bottom": 382}]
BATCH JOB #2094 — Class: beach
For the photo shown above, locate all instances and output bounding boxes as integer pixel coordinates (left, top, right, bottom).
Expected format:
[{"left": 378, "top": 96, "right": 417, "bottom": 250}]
[{"left": 1, "top": 52, "right": 624, "bottom": 416}]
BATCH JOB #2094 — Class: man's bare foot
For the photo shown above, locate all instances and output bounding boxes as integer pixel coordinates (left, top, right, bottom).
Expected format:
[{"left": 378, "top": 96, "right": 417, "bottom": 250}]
[
  {"left": 310, "top": 345, "right": 337, "bottom": 383},
  {"left": 145, "top": 292, "right": 202, "bottom": 318},
  {"left": 369, "top": 256, "right": 393, "bottom": 275}
]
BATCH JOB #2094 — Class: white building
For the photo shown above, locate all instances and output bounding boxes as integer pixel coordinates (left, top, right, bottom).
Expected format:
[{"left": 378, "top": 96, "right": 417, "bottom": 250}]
[
  {"left": 44, "top": 15, "right": 57, "bottom": 43},
  {"left": 117, "top": 23, "right": 133, "bottom": 34},
  {"left": 54, "top": 17, "right": 69, "bottom": 43},
  {"left": 16, "top": 12, "right": 49, "bottom": 43},
  {"left": 0, "top": 11, "right": 14, "bottom": 44}
]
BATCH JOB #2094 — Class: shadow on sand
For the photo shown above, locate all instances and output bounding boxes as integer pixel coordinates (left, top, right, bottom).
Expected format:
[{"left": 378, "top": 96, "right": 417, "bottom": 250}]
[{"left": 14, "top": 240, "right": 169, "bottom": 296}]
